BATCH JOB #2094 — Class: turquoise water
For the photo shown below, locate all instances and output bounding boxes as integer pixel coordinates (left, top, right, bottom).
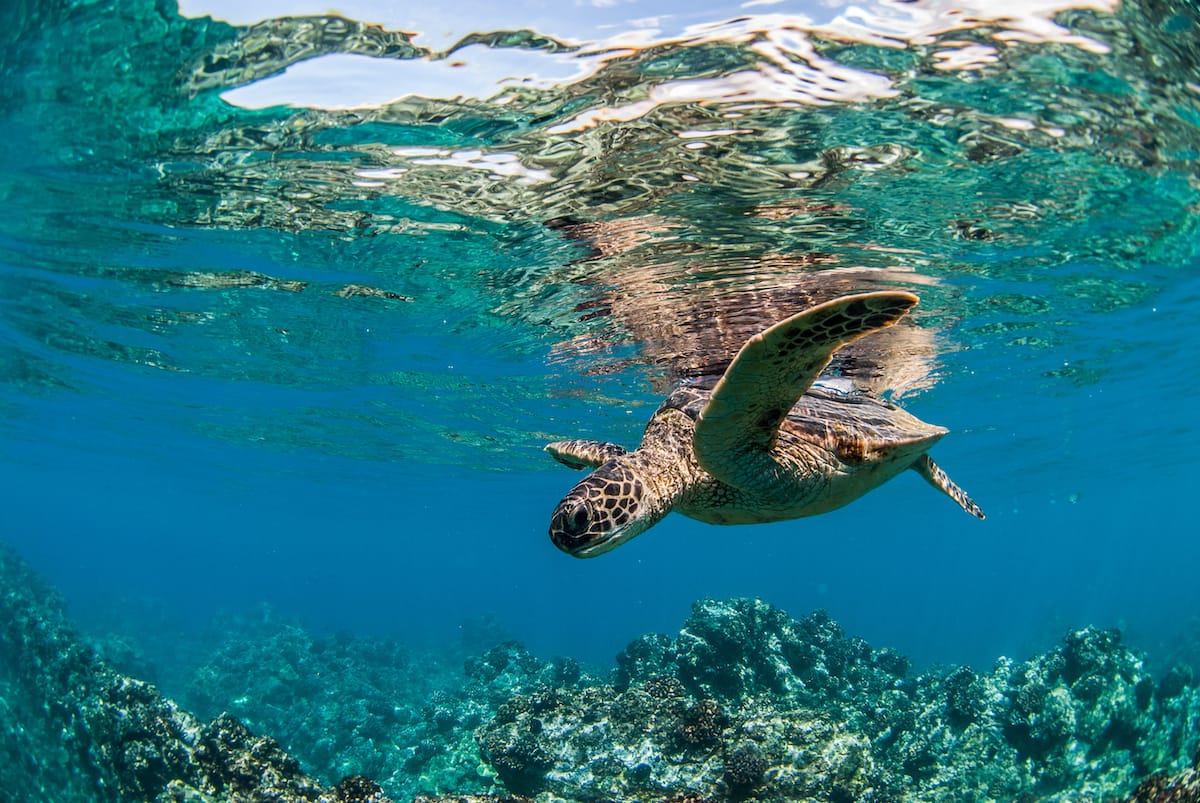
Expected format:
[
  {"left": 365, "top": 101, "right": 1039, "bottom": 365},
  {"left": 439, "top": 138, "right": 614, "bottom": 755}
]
[{"left": 1, "top": 0, "right": 1199, "bottom": 701}]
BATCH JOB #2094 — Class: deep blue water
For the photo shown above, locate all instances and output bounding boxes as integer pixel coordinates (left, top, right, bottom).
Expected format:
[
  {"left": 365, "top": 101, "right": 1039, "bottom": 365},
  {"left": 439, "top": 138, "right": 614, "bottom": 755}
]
[{"left": 1, "top": 0, "right": 1199, "bottom": 683}]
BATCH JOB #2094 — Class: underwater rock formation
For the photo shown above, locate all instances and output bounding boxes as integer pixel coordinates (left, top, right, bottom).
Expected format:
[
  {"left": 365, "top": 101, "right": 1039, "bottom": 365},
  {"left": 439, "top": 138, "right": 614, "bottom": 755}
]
[
  {"left": 411, "top": 798, "right": 532, "bottom": 803},
  {"left": 473, "top": 599, "right": 1200, "bottom": 802},
  {"left": 5, "top": 539, "right": 1200, "bottom": 803},
  {"left": 1123, "top": 748, "right": 1200, "bottom": 802},
  {"left": 185, "top": 628, "right": 586, "bottom": 799},
  {"left": 0, "top": 543, "right": 351, "bottom": 802}
]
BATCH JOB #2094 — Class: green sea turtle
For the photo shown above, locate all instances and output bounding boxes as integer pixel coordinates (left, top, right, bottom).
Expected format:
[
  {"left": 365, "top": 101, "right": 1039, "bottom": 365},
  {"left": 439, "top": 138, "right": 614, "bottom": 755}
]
[{"left": 546, "top": 292, "right": 984, "bottom": 557}]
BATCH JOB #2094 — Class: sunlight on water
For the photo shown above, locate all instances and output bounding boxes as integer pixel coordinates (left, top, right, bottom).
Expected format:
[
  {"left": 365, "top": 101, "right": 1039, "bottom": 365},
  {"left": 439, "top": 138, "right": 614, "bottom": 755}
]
[
  {"left": 0, "top": 0, "right": 1197, "bottom": 478},
  {"left": 0, "top": 0, "right": 1195, "bottom": 473}
]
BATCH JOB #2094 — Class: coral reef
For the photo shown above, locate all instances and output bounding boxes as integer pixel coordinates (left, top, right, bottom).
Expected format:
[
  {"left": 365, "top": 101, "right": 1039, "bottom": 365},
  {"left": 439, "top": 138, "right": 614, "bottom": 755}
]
[
  {"left": 184, "top": 628, "right": 586, "bottom": 799},
  {"left": 472, "top": 599, "right": 1200, "bottom": 802},
  {"left": 411, "top": 798, "right": 532, "bottom": 803},
  {"left": 0, "top": 543, "right": 353, "bottom": 803},
  {"left": 4, "top": 538, "right": 1200, "bottom": 803},
  {"left": 1123, "top": 748, "right": 1200, "bottom": 802}
]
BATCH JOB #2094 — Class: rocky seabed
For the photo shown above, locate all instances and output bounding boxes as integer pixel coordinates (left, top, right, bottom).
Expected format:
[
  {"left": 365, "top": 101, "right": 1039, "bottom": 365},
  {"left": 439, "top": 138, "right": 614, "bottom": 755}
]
[{"left": 2, "top": 543, "right": 1198, "bottom": 803}]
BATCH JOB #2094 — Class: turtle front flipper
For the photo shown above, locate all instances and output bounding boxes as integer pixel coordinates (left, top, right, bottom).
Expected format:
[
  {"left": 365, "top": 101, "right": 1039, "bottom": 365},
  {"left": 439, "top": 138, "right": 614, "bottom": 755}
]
[
  {"left": 912, "top": 455, "right": 986, "bottom": 519},
  {"left": 694, "top": 292, "right": 918, "bottom": 489},
  {"left": 546, "top": 439, "right": 628, "bottom": 470}
]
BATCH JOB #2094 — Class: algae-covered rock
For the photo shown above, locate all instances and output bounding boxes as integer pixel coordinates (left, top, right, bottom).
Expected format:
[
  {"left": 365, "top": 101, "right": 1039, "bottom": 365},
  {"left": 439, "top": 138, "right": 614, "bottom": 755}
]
[
  {"left": 158, "top": 592, "right": 1200, "bottom": 802},
  {"left": 0, "top": 543, "right": 348, "bottom": 803},
  {"left": 183, "top": 616, "right": 595, "bottom": 801},
  {"left": 475, "top": 676, "right": 721, "bottom": 800},
  {"left": 410, "top": 792, "right": 532, "bottom": 796},
  {"left": 1123, "top": 747, "right": 1200, "bottom": 802},
  {"left": 5, "top": 537, "right": 1200, "bottom": 803},
  {"left": 471, "top": 598, "right": 1200, "bottom": 802},
  {"left": 185, "top": 621, "right": 476, "bottom": 799},
  {"left": 470, "top": 600, "right": 907, "bottom": 801}
]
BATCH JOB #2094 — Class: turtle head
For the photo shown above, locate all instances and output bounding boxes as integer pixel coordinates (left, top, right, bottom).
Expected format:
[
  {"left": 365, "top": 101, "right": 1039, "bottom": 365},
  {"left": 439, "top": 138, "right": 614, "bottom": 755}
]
[{"left": 549, "top": 460, "right": 664, "bottom": 558}]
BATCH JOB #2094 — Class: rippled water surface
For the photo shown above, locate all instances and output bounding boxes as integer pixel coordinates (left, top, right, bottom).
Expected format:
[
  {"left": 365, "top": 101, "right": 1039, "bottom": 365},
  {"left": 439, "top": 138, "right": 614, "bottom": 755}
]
[{"left": 1, "top": 0, "right": 1199, "bottom": 670}]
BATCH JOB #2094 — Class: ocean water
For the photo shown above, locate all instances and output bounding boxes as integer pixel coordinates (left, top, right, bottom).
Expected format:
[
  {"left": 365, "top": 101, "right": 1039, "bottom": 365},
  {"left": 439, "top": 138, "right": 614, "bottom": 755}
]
[{"left": 1, "top": 0, "right": 1199, "bottom": 719}]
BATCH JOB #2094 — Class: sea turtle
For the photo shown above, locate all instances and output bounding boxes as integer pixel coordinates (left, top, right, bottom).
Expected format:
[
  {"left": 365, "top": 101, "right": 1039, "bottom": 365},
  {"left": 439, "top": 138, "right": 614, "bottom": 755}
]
[{"left": 546, "top": 292, "right": 984, "bottom": 557}]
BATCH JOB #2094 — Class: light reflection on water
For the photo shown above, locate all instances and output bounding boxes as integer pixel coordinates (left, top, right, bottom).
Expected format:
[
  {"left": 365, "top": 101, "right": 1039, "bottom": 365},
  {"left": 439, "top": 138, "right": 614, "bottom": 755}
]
[
  {"left": 188, "top": 0, "right": 1117, "bottom": 115},
  {"left": 1, "top": 0, "right": 1198, "bottom": 471}
]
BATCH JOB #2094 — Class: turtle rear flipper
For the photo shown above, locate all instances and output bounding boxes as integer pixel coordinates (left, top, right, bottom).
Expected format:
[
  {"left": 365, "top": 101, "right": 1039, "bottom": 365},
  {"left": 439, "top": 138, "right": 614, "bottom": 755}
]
[
  {"left": 546, "top": 439, "right": 628, "bottom": 470},
  {"left": 694, "top": 291, "right": 918, "bottom": 489},
  {"left": 912, "top": 454, "right": 986, "bottom": 519}
]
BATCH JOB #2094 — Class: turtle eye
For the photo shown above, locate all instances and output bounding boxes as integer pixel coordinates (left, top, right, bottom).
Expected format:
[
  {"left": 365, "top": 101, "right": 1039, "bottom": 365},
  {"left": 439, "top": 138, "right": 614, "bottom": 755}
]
[
  {"left": 568, "top": 505, "right": 588, "bottom": 533},
  {"left": 550, "top": 499, "right": 594, "bottom": 551}
]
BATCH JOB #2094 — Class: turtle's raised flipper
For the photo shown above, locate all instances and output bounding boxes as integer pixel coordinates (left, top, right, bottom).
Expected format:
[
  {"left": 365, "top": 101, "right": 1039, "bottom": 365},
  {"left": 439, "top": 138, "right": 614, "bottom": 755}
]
[
  {"left": 912, "top": 454, "right": 985, "bottom": 519},
  {"left": 695, "top": 291, "right": 918, "bottom": 489},
  {"left": 546, "top": 439, "right": 628, "bottom": 470}
]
